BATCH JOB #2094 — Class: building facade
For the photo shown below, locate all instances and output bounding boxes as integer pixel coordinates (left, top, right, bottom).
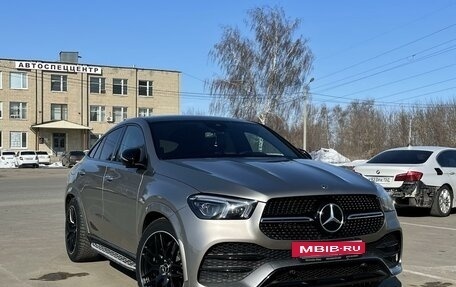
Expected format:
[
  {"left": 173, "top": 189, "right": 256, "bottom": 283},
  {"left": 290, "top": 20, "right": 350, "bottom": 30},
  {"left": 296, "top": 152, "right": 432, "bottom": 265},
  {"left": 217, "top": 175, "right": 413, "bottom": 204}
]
[{"left": 0, "top": 52, "right": 180, "bottom": 155}]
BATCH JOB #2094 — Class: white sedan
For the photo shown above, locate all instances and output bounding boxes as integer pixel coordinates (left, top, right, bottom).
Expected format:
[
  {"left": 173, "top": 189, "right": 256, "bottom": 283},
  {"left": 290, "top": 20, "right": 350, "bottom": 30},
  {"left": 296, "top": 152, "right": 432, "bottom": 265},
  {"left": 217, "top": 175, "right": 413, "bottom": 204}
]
[
  {"left": 15, "top": 150, "right": 39, "bottom": 168},
  {"left": 354, "top": 146, "right": 456, "bottom": 217}
]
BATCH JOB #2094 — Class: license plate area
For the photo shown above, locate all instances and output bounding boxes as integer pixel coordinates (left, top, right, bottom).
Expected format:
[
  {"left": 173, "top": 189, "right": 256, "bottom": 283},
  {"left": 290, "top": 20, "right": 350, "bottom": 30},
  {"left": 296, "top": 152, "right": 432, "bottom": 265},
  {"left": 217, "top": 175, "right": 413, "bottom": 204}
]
[
  {"left": 292, "top": 241, "right": 365, "bottom": 259},
  {"left": 366, "top": 176, "right": 393, "bottom": 183}
]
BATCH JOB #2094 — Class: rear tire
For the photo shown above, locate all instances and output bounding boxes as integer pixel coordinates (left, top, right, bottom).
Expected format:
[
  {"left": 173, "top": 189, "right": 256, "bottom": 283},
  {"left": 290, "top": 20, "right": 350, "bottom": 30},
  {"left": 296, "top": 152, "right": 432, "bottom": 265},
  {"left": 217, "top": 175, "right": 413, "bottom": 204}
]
[
  {"left": 136, "top": 218, "right": 184, "bottom": 287},
  {"left": 430, "top": 186, "right": 453, "bottom": 217},
  {"left": 65, "top": 197, "right": 99, "bottom": 261}
]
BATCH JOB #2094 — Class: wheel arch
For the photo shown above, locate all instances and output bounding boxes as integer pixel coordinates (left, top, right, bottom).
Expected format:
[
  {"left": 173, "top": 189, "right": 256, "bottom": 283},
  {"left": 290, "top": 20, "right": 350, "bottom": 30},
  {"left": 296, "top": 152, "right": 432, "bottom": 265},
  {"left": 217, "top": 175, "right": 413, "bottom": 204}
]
[
  {"left": 438, "top": 183, "right": 453, "bottom": 194},
  {"left": 65, "top": 193, "right": 75, "bottom": 209},
  {"left": 139, "top": 206, "right": 188, "bottom": 282},
  {"left": 142, "top": 211, "right": 167, "bottom": 233}
]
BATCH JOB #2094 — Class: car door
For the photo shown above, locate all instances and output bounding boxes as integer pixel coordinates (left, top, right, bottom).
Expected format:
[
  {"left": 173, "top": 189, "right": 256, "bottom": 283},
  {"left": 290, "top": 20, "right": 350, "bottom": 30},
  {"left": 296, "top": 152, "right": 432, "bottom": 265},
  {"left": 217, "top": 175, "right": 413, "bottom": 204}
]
[
  {"left": 76, "top": 137, "right": 107, "bottom": 239},
  {"left": 79, "top": 127, "right": 124, "bottom": 240},
  {"left": 436, "top": 150, "right": 456, "bottom": 191},
  {"left": 102, "top": 124, "right": 147, "bottom": 254}
]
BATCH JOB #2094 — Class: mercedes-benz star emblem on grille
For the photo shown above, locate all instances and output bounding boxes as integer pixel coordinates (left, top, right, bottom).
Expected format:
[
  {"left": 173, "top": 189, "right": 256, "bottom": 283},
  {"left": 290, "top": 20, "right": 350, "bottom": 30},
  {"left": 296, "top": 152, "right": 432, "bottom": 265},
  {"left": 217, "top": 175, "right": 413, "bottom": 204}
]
[{"left": 318, "top": 203, "right": 344, "bottom": 233}]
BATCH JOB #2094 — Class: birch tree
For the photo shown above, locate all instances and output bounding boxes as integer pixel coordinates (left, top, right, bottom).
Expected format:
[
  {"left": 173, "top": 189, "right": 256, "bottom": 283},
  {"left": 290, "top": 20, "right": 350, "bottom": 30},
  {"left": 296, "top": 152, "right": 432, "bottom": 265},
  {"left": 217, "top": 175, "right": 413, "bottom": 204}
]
[{"left": 209, "top": 6, "right": 313, "bottom": 129}]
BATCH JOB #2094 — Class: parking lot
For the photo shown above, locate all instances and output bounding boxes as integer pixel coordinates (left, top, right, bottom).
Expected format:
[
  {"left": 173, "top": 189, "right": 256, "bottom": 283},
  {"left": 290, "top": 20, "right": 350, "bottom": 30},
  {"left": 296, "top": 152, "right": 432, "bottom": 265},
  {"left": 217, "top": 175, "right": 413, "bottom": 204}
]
[{"left": 0, "top": 168, "right": 455, "bottom": 287}]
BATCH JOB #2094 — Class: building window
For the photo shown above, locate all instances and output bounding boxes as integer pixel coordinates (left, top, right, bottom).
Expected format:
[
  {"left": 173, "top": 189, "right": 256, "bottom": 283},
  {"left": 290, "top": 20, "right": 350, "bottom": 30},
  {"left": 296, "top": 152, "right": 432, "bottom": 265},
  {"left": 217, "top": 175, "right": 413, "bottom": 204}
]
[
  {"left": 90, "top": 77, "right": 106, "bottom": 94},
  {"left": 0, "top": 72, "right": 2, "bottom": 89},
  {"left": 90, "top": 106, "right": 105, "bottom": 122},
  {"left": 10, "top": 72, "right": 28, "bottom": 89},
  {"left": 0, "top": 131, "right": 2, "bottom": 148},
  {"left": 89, "top": 133, "right": 102, "bottom": 148},
  {"left": 113, "top": 107, "right": 128, "bottom": 122},
  {"left": 0, "top": 102, "right": 3, "bottom": 119},
  {"left": 139, "top": 80, "right": 153, "bottom": 97},
  {"left": 10, "top": 102, "right": 27, "bottom": 119},
  {"left": 51, "top": 75, "right": 68, "bottom": 92},
  {"left": 10, "top": 131, "right": 27, "bottom": 148},
  {"left": 138, "top": 107, "right": 153, "bottom": 117},
  {"left": 113, "top": 79, "right": 128, "bottom": 95},
  {"left": 51, "top": 104, "right": 68, "bottom": 120}
]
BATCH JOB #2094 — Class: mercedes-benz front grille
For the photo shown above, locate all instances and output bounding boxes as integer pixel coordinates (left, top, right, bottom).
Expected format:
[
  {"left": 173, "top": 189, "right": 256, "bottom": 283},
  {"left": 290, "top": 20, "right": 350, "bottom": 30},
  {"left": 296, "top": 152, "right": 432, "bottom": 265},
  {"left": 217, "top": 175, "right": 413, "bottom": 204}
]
[{"left": 260, "top": 195, "right": 385, "bottom": 240}]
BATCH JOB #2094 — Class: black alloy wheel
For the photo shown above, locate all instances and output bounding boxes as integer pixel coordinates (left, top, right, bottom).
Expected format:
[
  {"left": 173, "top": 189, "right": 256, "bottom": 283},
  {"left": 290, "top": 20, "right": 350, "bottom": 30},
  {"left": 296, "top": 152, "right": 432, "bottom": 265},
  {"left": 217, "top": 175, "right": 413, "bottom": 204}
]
[
  {"left": 65, "top": 204, "right": 78, "bottom": 255},
  {"left": 65, "top": 197, "right": 99, "bottom": 261},
  {"left": 137, "top": 218, "right": 183, "bottom": 287}
]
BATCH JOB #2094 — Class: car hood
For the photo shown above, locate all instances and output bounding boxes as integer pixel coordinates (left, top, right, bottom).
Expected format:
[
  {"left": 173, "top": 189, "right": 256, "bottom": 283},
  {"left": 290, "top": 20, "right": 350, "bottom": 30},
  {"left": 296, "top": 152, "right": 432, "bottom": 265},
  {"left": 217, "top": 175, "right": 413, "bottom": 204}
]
[{"left": 158, "top": 158, "right": 377, "bottom": 202}]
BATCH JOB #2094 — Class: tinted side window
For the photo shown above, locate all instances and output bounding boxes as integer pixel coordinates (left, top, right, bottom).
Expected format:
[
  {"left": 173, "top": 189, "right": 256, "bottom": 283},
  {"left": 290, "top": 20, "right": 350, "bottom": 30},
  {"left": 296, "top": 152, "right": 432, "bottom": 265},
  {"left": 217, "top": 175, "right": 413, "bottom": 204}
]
[
  {"left": 93, "top": 137, "right": 106, "bottom": 159},
  {"left": 437, "top": 150, "right": 456, "bottom": 167},
  {"left": 115, "top": 125, "right": 146, "bottom": 162},
  {"left": 99, "top": 128, "right": 124, "bottom": 161}
]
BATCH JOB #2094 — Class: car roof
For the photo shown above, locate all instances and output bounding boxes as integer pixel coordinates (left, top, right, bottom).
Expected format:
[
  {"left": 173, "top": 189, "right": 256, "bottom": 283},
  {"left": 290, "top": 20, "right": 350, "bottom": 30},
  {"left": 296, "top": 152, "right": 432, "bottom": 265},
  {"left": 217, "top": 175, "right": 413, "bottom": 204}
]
[
  {"left": 382, "top": 146, "right": 455, "bottom": 152},
  {"left": 123, "top": 115, "right": 251, "bottom": 124}
]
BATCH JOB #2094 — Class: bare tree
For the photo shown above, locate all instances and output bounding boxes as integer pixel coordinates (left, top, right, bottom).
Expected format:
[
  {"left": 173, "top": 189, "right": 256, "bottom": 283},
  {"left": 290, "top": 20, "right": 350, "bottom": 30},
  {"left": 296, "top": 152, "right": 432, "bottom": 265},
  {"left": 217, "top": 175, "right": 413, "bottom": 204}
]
[{"left": 209, "top": 6, "right": 313, "bottom": 130}]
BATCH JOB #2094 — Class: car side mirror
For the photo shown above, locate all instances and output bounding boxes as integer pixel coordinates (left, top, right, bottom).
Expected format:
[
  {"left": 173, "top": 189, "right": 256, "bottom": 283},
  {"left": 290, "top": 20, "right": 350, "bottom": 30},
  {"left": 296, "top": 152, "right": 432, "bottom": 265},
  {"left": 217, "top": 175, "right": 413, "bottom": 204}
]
[{"left": 121, "top": 148, "right": 146, "bottom": 169}]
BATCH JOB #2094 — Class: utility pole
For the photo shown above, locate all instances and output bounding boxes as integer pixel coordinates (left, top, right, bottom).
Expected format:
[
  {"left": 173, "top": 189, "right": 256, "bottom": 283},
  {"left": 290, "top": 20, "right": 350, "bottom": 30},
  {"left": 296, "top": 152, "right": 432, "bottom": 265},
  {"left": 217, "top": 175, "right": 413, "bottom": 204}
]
[
  {"left": 408, "top": 118, "right": 412, "bottom": 146},
  {"left": 303, "top": 78, "right": 314, "bottom": 150}
]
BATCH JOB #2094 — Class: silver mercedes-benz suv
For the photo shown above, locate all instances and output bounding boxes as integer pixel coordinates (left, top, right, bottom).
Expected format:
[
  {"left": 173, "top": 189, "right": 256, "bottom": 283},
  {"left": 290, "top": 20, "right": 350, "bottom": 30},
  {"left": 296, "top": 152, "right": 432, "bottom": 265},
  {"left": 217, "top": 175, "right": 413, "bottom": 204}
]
[{"left": 65, "top": 115, "right": 402, "bottom": 287}]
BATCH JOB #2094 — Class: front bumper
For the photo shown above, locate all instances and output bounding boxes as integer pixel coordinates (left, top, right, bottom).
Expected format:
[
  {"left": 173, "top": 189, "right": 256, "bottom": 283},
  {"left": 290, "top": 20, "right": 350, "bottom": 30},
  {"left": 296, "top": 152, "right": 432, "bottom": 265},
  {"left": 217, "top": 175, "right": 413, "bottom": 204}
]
[
  {"left": 16, "top": 160, "right": 38, "bottom": 166},
  {"left": 175, "top": 203, "right": 402, "bottom": 287}
]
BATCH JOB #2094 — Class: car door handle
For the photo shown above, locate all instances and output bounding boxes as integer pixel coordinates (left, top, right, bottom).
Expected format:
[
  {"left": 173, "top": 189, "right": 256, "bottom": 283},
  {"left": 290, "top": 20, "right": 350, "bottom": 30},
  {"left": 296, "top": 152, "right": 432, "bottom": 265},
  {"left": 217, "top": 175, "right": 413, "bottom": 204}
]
[
  {"left": 105, "top": 175, "right": 114, "bottom": 182},
  {"left": 450, "top": 172, "right": 455, "bottom": 175},
  {"left": 78, "top": 170, "right": 86, "bottom": 176}
]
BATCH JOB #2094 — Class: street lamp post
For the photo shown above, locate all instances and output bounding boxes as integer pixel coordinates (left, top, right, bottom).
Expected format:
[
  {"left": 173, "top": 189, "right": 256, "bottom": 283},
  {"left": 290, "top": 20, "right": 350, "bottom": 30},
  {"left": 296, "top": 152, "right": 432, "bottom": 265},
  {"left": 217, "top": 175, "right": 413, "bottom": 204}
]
[{"left": 303, "top": 77, "right": 314, "bottom": 151}]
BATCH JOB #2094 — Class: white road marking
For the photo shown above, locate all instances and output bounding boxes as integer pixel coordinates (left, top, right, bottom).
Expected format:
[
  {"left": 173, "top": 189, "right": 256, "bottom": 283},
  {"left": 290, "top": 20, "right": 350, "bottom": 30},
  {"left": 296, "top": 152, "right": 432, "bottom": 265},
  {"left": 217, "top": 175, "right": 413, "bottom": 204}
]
[
  {"left": 0, "top": 198, "right": 62, "bottom": 207},
  {"left": 400, "top": 222, "right": 456, "bottom": 231},
  {"left": 403, "top": 269, "right": 456, "bottom": 283}
]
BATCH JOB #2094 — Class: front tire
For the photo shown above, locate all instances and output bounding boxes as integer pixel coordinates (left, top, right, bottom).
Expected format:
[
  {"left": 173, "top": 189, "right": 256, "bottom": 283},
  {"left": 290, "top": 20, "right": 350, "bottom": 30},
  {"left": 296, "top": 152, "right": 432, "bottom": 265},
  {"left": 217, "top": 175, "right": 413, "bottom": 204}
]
[
  {"left": 65, "top": 197, "right": 99, "bottom": 261},
  {"left": 136, "top": 218, "right": 184, "bottom": 287},
  {"left": 430, "top": 186, "right": 453, "bottom": 217}
]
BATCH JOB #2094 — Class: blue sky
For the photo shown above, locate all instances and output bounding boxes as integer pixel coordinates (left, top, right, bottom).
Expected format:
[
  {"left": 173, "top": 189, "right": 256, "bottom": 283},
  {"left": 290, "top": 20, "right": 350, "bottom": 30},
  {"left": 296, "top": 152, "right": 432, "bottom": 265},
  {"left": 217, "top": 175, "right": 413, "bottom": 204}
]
[{"left": 2, "top": 0, "right": 456, "bottom": 113}]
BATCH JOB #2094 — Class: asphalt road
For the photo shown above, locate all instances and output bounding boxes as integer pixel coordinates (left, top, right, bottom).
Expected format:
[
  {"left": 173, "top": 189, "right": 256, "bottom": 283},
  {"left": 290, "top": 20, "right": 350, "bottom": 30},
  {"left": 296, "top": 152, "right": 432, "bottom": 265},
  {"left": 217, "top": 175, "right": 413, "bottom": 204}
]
[{"left": 0, "top": 168, "right": 455, "bottom": 287}]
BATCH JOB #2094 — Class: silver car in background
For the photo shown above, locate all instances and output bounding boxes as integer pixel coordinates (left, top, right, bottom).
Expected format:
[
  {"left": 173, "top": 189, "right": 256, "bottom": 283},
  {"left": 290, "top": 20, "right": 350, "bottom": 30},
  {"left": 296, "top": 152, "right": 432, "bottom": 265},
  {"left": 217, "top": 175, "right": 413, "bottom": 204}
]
[{"left": 65, "top": 116, "right": 402, "bottom": 287}]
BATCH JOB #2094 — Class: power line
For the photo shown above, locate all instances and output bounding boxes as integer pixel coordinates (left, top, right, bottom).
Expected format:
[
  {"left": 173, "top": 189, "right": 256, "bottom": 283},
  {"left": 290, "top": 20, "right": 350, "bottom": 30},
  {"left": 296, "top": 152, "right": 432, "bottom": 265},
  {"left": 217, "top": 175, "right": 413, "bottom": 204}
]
[
  {"left": 2, "top": 63, "right": 456, "bottom": 110},
  {"left": 313, "top": 45, "right": 456, "bottom": 93},
  {"left": 316, "top": 23, "right": 456, "bottom": 81},
  {"left": 316, "top": 1, "right": 456, "bottom": 62},
  {"left": 337, "top": 63, "right": 456, "bottom": 98},
  {"left": 374, "top": 76, "right": 456, "bottom": 101},
  {"left": 313, "top": 38, "right": 456, "bottom": 90}
]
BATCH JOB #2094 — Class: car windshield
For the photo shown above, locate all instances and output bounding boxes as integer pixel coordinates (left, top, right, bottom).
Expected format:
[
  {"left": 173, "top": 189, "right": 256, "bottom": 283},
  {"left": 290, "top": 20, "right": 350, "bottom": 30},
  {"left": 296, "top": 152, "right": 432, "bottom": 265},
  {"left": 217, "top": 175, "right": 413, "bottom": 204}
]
[
  {"left": 149, "top": 120, "right": 300, "bottom": 160},
  {"left": 2, "top": 152, "right": 15, "bottom": 155},
  {"left": 21, "top": 151, "right": 36, "bottom": 156},
  {"left": 367, "top": 150, "right": 433, "bottom": 164},
  {"left": 36, "top": 151, "right": 48, "bottom": 155},
  {"left": 69, "top": 151, "right": 85, "bottom": 156}
]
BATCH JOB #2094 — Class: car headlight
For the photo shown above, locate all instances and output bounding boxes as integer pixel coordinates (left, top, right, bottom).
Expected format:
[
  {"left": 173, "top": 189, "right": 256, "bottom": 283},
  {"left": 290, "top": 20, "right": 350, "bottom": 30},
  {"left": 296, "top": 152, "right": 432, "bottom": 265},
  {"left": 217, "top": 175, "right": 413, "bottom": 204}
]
[
  {"left": 376, "top": 184, "right": 395, "bottom": 212},
  {"left": 188, "top": 194, "right": 257, "bottom": 219}
]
